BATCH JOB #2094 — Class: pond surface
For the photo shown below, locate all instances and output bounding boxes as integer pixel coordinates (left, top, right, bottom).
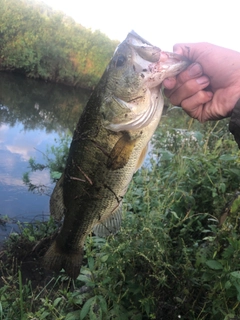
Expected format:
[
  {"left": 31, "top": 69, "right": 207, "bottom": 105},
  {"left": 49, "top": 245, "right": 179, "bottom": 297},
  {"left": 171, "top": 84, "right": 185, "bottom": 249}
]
[{"left": 0, "top": 72, "right": 91, "bottom": 242}]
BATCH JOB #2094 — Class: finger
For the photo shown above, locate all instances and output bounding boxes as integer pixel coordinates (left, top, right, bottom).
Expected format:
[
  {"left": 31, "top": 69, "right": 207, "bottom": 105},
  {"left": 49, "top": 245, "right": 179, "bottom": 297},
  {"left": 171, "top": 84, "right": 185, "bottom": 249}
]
[
  {"left": 164, "top": 63, "right": 204, "bottom": 99},
  {"left": 173, "top": 44, "right": 184, "bottom": 55},
  {"left": 163, "top": 77, "right": 177, "bottom": 89},
  {"left": 165, "top": 76, "right": 210, "bottom": 105},
  {"left": 181, "top": 91, "right": 213, "bottom": 122},
  {"left": 163, "top": 62, "right": 203, "bottom": 90},
  {"left": 173, "top": 42, "right": 209, "bottom": 60},
  {"left": 177, "top": 63, "right": 203, "bottom": 84}
]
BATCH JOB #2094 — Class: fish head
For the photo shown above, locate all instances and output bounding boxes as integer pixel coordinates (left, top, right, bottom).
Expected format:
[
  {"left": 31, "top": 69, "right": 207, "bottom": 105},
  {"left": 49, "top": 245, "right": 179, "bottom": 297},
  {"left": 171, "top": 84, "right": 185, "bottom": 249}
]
[{"left": 101, "top": 31, "right": 190, "bottom": 132}]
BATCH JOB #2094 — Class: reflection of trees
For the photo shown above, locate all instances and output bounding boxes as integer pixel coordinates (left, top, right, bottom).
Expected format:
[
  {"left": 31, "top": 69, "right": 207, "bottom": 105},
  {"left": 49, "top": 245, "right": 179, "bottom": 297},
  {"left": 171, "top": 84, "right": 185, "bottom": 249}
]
[{"left": 0, "top": 73, "right": 91, "bottom": 133}]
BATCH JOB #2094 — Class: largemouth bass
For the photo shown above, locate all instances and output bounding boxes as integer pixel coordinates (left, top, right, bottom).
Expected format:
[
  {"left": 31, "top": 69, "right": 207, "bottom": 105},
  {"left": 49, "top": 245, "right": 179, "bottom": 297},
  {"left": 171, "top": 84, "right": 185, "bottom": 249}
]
[{"left": 44, "top": 31, "right": 189, "bottom": 279}]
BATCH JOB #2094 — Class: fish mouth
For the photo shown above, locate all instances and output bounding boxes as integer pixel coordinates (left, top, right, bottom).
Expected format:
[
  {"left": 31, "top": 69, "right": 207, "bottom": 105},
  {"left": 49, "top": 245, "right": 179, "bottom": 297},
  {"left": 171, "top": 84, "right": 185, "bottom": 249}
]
[
  {"left": 157, "top": 51, "right": 190, "bottom": 76},
  {"left": 160, "top": 51, "right": 189, "bottom": 64},
  {"left": 145, "top": 51, "right": 190, "bottom": 79},
  {"left": 125, "top": 32, "right": 190, "bottom": 80},
  {"left": 132, "top": 44, "right": 161, "bottom": 63},
  {"left": 126, "top": 31, "right": 190, "bottom": 74}
]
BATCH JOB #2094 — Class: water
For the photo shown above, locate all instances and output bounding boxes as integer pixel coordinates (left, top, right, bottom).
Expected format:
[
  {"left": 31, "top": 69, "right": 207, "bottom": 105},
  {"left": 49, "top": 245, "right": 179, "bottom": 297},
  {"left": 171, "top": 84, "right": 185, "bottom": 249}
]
[{"left": 0, "top": 72, "right": 91, "bottom": 242}]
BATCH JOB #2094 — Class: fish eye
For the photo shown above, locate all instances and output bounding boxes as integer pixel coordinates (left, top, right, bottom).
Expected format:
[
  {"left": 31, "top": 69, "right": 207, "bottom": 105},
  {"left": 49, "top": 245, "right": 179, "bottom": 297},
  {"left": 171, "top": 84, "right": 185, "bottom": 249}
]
[{"left": 115, "top": 55, "right": 126, "bottom": 67}]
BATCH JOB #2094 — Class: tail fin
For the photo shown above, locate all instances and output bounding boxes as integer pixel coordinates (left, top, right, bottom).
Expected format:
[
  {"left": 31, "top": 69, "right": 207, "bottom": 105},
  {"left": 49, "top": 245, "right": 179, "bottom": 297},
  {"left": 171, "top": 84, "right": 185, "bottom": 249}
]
[{"left": 43, "top": 241, "right": 83, "bottom": 279}]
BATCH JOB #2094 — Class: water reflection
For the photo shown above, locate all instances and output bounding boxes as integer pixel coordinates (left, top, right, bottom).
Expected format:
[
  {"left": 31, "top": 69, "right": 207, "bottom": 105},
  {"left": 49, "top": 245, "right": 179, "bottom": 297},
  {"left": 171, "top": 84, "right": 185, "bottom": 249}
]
[
  {"left": 0, "top": 72, "right": 91, "bottom": 242},
  {"left": 0, "top": 72, "right": 90, "bottom": 133}
]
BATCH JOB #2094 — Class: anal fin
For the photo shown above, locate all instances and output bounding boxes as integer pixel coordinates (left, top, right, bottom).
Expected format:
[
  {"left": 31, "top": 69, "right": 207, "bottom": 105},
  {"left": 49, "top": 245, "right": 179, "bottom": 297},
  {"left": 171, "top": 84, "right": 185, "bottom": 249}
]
[{"left": 93, "top": 203, "right": 122, "bottom": 237}]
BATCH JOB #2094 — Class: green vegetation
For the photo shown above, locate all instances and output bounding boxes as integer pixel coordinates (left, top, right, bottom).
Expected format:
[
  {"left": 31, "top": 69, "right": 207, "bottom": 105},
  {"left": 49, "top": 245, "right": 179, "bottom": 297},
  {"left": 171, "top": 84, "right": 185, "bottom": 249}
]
[
  {"left": 1, "top": 109, "right": 240, "bottom": 319},
  {"left": 0, "top": 0, "right": 118, "bottom": 89}
]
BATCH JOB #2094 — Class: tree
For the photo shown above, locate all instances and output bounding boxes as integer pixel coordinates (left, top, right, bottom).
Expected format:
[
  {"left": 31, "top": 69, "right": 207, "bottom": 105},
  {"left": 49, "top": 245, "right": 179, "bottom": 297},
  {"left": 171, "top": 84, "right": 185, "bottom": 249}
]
[{"left": 0, "top": 0, "right": 119, "bottom": 89}]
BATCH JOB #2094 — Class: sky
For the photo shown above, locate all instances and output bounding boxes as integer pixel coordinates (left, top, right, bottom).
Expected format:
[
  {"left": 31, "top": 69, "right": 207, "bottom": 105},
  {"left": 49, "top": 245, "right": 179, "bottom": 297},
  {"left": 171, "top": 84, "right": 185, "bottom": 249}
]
[{"left": 42, "top": 0, "right": 240, "bottom": 52}]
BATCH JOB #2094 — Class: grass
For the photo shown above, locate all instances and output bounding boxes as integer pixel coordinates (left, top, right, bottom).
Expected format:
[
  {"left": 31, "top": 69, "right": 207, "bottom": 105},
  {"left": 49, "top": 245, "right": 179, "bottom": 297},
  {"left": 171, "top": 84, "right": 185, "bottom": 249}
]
[{"left": 1, "top": 108, "right": 240, "bottom": 319}]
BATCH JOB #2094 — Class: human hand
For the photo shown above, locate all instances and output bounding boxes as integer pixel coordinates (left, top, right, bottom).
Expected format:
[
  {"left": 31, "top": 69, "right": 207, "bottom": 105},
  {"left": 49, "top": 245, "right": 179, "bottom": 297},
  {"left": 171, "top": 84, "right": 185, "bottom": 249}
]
[{"left": 163, "top": 43, "right": 240, "bottom": 122}]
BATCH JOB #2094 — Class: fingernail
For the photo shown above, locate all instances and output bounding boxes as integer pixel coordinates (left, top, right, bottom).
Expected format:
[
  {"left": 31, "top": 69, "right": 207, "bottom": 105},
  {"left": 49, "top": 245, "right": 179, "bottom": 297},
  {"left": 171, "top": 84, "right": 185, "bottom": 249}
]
[
  {"left": 163, "top": 77, "right": 176, "bottom": 90},
  {"left": 164, "top": 77, "right": 175, "bottom": 83},
  {"left": 188, "top": 63, "right": 202, "bottom": 77},
  {"left": 196, "top": 76, "right": 209, "bottom": 85},
  {"left": 173, "top": 47, "right": 182, "bottom": 55},
  {"left": 206, "top": 91, "right": 213, "bottom": 99}
]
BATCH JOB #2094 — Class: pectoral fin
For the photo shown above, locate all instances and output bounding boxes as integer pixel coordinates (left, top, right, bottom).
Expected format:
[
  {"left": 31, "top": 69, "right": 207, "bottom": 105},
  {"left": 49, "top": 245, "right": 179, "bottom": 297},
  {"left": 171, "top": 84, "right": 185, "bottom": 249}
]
[
  {"left": 93, "top": 203, "right": 122, "bottom": 237},
  {"left": 107, "top": 133, "right": 136, "bottom": 170}
]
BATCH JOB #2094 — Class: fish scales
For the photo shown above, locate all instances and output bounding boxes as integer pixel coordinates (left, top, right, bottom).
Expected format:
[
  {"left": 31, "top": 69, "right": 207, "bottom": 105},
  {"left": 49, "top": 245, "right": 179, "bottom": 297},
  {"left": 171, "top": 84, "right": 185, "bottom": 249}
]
[{"left": 44, "top": 31, "right": 190, "bottom": 278}]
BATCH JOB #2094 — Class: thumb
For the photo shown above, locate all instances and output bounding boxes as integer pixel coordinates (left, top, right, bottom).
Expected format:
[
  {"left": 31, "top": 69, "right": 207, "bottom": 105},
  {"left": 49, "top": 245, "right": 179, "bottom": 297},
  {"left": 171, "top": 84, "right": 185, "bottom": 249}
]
[
  {"left": 173, "top": 43, "right": 185, "bottom": 55},
  {"left": 173, "top": 43, "right": 202, "bottom": 60}
]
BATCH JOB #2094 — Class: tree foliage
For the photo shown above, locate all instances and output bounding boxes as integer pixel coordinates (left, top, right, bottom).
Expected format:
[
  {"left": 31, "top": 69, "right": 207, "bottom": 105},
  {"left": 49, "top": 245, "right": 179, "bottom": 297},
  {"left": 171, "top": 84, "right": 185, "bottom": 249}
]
[{"left": 0, "top": 0, "right": 119, "bottom": 88}]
